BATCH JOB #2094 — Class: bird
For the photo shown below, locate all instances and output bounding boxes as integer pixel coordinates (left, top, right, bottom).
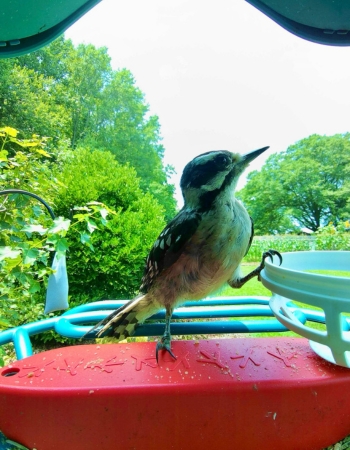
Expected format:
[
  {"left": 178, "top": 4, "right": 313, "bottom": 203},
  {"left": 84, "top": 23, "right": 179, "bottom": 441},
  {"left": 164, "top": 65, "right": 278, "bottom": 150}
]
[{"left": 85, "top": 147, "right": 282, "bottom": 361}]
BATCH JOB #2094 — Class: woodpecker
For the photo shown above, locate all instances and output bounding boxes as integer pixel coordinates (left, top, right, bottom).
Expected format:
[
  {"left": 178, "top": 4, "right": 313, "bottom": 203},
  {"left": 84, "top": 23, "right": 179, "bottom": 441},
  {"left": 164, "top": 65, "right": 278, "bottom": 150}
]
[{"left": 85, "top": 147, "right": 281, "bottom": 360}]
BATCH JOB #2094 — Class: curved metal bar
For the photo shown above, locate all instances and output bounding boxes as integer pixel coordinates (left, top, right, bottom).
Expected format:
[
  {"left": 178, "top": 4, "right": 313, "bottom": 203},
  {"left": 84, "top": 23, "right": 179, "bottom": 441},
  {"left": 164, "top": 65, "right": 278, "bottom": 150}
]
[{"left": 0, "top": 188, "right": 55, "bottom": 219}]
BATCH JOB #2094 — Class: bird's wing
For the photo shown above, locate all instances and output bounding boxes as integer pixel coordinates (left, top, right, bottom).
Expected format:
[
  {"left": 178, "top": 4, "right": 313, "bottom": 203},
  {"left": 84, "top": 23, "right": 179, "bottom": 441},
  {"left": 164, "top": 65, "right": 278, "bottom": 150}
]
[
  {"left": 83, "top": 209, "right": 201, "bottom": 340},
  {"left": 140, "top": 208, "right": 201, "bottom": 293},
  {"left": 244, "top": 216, "right": 254, "bottom": 257}
]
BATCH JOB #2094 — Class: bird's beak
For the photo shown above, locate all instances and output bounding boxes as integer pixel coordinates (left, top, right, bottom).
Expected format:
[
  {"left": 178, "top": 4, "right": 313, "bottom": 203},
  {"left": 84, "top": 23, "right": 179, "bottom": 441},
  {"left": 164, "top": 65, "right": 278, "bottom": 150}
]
[{"left": 241, "top": 146, "right": 269, "bottom": 166}]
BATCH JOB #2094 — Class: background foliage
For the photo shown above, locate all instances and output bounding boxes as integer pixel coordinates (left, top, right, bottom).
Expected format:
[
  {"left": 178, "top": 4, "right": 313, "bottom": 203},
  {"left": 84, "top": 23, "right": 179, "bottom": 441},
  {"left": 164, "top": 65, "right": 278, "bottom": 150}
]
[
  {"left": 0, "top": 36, "right": 176, "bottom": 220},
  {"left": 54, "top": 147, "right": 166, "bottom": 299},
  {"left": 0, "top": 36, "right": 175, "bottom": 338},
  {"left": 0, "top": 123, "right": 165, "bottom": 340},
  {"left": 238, "top": 134, "right": 350, "bottom": 234},
  {"left": 244, "top": 222, "right": 350, "bottom": 262}
]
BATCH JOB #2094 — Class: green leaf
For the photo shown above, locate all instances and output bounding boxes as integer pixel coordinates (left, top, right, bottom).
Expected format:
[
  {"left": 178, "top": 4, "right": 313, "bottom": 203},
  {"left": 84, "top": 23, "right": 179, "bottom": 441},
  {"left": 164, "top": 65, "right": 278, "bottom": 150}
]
[
  {"left": 3, "top": 126, "right": 18, "bottom": 137},
  {"left": 0, "top": 317, "right": 12, "bottom": 328},
  {"left": 0, "top": 149, "right": 8, "bottom": 161},
  {"left": 46, "top": 235, "right": 57, "bottom": 246},
  {"left": 28, "top": 279, "right": 41, "bottom": 294},
  {"left": 72, "top": 213, "right": 86, "bottom": 221},
  {"left": 22, "top": 248, "right": 39, "bottom": 266},
  {"left": 48, "top": 217, "right": 70, "bottom": 235},
  {"left": 13, "top": 271, "right": 29, "bottom": 286},
  {"left": 18, "top": 140, "right": 39, "bottom": 148},
  {"left": 56, "top": 237, "right": 69, "bottom": 253},
  {"left": 99, "top": 208, "right": 109, "bottom": 220},
  {"left": 86, "top": 242, "right": 95, "bottom": 252},
  {"left": 80, "top": 233, "right": 91, "bottom": 245},
  {"left": 22, "top": 224, "right": 48, "bottom": 235},
  {"left": 9, "top": 235, "right": 22, "bottom": 243},
  {"left": 32, "top": 204, "right": 44, "bottom": 217},
  {"left": 86, "top": 218, "right": 98, "bottom": 233},
  {"left": 0, "top": 247, "right": 21, "bottom": 261},
  {"left": 38, "top": 267, "right": 50, "bottom": 278},
  {"left": 34, "top": 147, "right": 51, "bottom": 157}
]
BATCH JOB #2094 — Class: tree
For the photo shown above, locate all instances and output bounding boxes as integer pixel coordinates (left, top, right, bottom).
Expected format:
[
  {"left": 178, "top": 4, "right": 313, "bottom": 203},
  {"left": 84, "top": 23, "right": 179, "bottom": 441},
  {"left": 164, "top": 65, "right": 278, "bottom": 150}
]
[
  {"left": 0, "top": 61, "right": 68, "bottom": 144},
  {"left": 16, "top": 36, "right": 74, "bottom": 82},
  {"left": 237, "top": 158, "right": 298, "bottom": 235},
  {"left": 238, "top": 134, "right": 350, "bottom": 233},
  {"left": 81, "top": 68, "right": 176, "bottom": 220},
  {"left": 14, "top": 37, "right": 176, "bottom": 219}
]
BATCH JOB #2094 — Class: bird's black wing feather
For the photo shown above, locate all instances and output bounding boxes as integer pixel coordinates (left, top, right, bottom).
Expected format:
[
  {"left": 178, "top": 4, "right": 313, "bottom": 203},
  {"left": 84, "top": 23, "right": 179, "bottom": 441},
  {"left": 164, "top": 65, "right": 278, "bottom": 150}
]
[{"left": 140, "top": 208, "right": 201, "bottom": 293}]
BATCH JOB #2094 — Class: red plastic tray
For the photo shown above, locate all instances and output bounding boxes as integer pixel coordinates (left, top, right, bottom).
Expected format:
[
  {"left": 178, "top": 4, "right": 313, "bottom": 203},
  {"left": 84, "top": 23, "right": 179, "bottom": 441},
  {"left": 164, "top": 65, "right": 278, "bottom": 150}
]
[{"left": 1, "top": 337, "right": 350, "bottom": 450}]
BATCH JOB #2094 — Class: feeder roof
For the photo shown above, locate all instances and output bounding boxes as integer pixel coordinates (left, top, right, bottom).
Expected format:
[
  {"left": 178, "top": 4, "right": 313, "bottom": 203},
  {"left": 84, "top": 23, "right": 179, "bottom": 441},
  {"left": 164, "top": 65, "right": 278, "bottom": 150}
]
[{"left": 0, "top": 0, "right": 350, "bottom": 58}]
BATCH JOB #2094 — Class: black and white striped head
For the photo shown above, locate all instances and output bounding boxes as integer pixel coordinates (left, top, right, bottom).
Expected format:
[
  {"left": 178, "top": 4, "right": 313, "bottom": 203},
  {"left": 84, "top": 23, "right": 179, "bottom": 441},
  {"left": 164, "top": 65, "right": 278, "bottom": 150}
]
[{"left": 180, "top": 147, "right": 269, "bottom": 209}]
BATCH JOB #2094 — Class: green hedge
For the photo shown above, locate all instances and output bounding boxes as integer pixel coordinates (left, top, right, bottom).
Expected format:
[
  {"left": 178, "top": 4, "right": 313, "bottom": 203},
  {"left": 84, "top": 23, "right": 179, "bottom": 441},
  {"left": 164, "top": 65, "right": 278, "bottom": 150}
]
[{"left": 245, "top": 222, "right": 350, "bottom": 262}]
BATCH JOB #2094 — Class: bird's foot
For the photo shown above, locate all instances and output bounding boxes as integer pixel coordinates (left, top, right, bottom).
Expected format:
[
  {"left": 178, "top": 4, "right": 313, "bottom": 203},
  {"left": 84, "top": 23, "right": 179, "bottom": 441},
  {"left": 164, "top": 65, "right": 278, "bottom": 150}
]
[
  {"left": 156, "top": 334, "right": 176, "bottom": 363},
  {"left": 262, "top": 249, "right": 282, "bottom": 265},
  {"left": 258, "top": 249, "right": 283, "bottom": 280}
]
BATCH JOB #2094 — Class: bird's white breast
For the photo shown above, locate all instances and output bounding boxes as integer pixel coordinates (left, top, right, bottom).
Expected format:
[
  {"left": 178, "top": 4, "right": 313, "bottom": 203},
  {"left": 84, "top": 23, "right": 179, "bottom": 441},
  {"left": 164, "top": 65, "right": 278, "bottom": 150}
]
[{"left": 208, "top": 196, "right": 251, "bottom": 269}]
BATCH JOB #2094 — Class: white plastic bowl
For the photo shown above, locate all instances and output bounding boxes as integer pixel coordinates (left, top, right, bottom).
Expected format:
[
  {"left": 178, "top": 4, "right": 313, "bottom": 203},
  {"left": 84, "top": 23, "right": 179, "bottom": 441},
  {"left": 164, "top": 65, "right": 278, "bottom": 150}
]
[{"left": 260, "top": 251, "right": 350, "bottom": 367}]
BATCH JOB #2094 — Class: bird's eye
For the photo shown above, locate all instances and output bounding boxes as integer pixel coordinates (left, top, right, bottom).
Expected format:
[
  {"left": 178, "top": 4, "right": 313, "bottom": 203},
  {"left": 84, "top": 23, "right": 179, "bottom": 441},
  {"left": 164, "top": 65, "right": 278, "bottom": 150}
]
[{"left": 216, "top": 154, "right": 229, "bottom": 167}]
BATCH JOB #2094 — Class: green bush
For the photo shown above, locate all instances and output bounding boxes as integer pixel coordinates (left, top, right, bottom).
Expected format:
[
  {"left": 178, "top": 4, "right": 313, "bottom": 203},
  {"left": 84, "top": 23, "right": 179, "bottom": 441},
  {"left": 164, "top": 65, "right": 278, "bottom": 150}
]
[
  {"left": 315, "top": 221, "right": 350, "bottom": 250},
  {"left": 0, "top": 127, "right": 58, "bottom": 329},
  {"left": 53, "top": 147, "right": 144, "bottom": 215},
  {"left": 53, "top": 147, "right": 166, "bottom": 299},
  {"left": 66, "top": 195, "right": 165, "bottom": 300}
]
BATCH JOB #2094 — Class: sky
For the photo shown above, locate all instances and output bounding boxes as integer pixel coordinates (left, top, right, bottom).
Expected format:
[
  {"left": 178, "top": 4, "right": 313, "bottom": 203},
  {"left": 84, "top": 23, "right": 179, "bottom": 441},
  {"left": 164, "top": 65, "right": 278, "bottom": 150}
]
[{"left": 66, "top": 0, "right": 350, "bottom": 202}]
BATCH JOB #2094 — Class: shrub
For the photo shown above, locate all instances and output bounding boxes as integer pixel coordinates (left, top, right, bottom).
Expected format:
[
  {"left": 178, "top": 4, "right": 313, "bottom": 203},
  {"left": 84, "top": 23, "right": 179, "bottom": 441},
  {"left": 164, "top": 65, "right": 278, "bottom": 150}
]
[
  {"left": 315, "top": 221, "right": 350, "bottom": 250},
  {"left": 66, "top": 194, "right": 165, "bottom": 300},
  {"left": 53, "top": 147, "right": 166, "bottom": 300}
]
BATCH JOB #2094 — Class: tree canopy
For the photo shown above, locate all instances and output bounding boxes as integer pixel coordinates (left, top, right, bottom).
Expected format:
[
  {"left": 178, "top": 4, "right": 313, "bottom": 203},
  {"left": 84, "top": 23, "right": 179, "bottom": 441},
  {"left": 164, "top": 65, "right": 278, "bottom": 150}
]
[
  {"left": 238, "top": 134, "right": 350, "bottom": 234},
  {"left": 0, "top": 36, "right": 176, "bottom": 220}
]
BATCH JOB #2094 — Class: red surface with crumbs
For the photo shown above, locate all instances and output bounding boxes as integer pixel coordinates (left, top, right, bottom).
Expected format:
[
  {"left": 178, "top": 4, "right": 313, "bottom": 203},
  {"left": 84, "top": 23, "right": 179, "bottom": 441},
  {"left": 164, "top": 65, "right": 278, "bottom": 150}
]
[{"left": 0, "top": 337, "right": 350, "bottom": 450}]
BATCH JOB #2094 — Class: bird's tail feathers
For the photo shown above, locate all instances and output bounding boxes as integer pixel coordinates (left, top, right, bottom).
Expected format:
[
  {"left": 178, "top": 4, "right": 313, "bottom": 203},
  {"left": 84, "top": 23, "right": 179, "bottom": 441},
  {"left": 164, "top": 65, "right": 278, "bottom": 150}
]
[{"left": 84, "top": 294, "right": 158, "bottom": 341}]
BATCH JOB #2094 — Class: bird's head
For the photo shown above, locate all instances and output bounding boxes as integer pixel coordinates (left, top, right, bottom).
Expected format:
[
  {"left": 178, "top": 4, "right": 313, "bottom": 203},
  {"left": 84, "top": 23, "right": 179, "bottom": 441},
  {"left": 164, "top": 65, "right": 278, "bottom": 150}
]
[{"left": 180, "top": 146, "right": 269, "bottom": 209}]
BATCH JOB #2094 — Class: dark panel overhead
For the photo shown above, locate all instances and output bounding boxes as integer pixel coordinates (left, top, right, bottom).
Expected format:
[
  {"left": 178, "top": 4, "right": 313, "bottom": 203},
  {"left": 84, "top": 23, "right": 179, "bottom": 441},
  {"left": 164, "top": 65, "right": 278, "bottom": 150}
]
[
  {"left": 0, "top": 0, "right": 350, "bottom": 58},
  {"left": 0, "top": 0, "right": 101, "bottom": 57},
  {"left": 247, "top": 0, "right": 350, "bottom": 46}
]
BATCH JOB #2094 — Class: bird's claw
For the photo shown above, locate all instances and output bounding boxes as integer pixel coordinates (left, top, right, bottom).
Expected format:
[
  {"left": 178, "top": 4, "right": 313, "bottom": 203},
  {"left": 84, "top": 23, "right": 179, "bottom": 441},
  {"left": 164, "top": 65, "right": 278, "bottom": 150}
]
[
  {"left": 257, "top": 249, "right": 282, "bottom": 281},
  {"left": 156, "top": 336, "right": 177, "bottom": 363},
  {"left": 262, "top": 249, "right": 283, "bottom": 266}
]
